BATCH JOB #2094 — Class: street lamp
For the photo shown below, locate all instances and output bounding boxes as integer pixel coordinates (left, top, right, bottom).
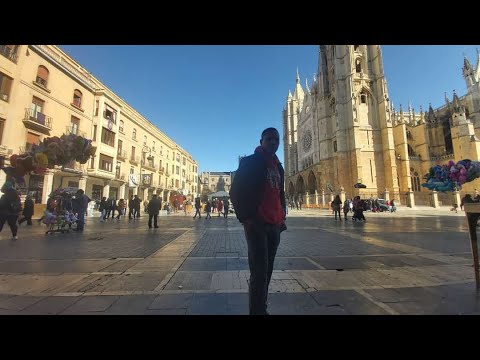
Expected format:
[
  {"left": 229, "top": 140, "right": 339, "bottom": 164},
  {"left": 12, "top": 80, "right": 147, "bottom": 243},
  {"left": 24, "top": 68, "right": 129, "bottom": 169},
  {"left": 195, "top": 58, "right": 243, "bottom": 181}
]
[{"left": 142, "top": 145, "right": 153, "bottom": 161}]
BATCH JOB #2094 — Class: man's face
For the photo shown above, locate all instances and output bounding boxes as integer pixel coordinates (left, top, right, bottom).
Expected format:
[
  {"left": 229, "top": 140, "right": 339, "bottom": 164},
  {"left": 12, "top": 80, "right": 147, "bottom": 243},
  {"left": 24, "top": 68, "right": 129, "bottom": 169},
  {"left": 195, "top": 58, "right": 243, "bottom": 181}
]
[{"left": 260, "top": 130, "right": 279, "bottom": 154}]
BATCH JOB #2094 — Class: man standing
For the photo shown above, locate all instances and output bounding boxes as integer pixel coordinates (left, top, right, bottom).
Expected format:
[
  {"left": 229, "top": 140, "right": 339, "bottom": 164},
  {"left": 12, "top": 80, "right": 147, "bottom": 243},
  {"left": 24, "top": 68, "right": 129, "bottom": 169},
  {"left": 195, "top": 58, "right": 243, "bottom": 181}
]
[
  {"left": 74, "top": 189, "right": 90, "bottom": 231},
  {"left": 147, "top": 194, "right": 161, "bottom": 228},
  {"left": 229, "top": 127, "right": 286, "bottom": 315}
]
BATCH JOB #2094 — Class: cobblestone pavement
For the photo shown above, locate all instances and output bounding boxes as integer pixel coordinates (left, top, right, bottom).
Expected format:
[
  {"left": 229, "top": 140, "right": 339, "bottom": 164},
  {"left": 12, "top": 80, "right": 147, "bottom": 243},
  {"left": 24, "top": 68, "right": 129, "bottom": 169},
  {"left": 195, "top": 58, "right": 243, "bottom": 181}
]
[{"left": 0, "top": 207, "right": 479, "bottom": 315}]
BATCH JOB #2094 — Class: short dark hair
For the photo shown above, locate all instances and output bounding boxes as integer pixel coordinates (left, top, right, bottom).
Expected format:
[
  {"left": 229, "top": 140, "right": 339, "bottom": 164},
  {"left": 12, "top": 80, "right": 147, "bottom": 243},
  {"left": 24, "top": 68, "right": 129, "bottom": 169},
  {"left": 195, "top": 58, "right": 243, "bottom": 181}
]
[{"left": 261, "top": 127, "right": 279, "bottom": 139}]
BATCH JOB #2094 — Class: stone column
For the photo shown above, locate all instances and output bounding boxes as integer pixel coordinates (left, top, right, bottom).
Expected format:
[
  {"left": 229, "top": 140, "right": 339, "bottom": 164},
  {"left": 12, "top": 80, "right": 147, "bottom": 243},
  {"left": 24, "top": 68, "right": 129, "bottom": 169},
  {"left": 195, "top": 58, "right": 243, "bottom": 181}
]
[
  {"left": 41, "top": 170, "right": 55, "bottom": 204},
  {"left": 119, "top": 183, "right": 126, "bottom": 200},
  {"left": 166, "top": 191, "right": 171, "bottom": 204},
  {"left": 407, "top": 188, "right": 415, "bottom": 208},
  {"left": 431, "top": 190, "right": 439, "bottom": 208},
  {"left": 143, "top": 187, "right": 148, "bottom": 201},
  {"left": 103, "top": 183, "right": 110, "bottom": 198},
  {"left": 384, "top": 188, "right": 390, "bottom": 201},
  {"left": 322, "top": 189, "right": 326, "bottom": 208},
  {"left": 79, "top": 175, "right": 87, "bottom": 191},
  {"left": 453, "top": 190, "right": 461, "bottom": 209},
  {"left": 305, "top": 191, "right": 309, "bottom": 206},
  {"left": 314, "top": 190, "right": 318, "bottom": 205}
]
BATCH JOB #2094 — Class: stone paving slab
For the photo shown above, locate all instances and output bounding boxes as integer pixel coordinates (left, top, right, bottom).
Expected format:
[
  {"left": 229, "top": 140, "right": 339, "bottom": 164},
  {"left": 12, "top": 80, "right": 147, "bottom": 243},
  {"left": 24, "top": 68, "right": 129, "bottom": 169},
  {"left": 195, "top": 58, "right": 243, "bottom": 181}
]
[
  {"left": 0, "top": 211, "right": 479, "bottom": 314},
  {"left": 59, "top": 295, "right": 119, "bottom": 314}
]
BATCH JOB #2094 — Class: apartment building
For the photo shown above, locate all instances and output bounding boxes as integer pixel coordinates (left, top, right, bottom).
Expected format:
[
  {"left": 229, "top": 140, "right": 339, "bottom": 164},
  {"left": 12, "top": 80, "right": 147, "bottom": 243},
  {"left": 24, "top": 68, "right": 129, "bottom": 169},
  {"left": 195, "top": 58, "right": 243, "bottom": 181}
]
[{"left": 0, "top": 45, "right": 199, "bottom": 204}]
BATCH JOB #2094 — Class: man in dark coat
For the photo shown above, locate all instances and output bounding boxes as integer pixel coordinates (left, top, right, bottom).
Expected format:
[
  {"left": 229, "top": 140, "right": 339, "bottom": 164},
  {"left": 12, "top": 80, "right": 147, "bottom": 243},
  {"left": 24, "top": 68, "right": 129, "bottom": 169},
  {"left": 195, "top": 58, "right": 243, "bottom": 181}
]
[
  {"left": 19, "top": 195, "right": 34, "bottom": 225},
  {"left": 147, "top": 194, "right": 162, "bottom": 228},
  {"left": 229, "top": 127, "right": 286, "bottom": 315}
]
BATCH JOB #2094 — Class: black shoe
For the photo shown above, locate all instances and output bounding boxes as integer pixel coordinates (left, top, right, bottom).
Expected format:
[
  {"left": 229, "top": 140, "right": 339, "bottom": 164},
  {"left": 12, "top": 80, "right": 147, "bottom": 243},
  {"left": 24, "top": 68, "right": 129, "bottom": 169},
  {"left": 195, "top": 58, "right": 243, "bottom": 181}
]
[{"left": 154, "top": 226, "right": 159, "bottom": 228}]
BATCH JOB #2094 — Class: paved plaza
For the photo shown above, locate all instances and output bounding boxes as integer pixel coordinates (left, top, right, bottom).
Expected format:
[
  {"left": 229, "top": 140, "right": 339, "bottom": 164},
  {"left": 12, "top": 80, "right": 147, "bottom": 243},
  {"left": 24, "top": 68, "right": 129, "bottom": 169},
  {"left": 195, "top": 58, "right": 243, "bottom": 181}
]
[{"left": 0, "top": 207, "right": 478, "bottom": 315}]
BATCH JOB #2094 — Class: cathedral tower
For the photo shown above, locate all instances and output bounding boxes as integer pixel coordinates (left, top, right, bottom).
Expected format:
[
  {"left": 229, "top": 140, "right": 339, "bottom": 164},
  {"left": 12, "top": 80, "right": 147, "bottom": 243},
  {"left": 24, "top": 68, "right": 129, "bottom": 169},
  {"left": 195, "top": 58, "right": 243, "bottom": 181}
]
[{"left": 316, "top": 45, "right": 399, "bottom": 196}]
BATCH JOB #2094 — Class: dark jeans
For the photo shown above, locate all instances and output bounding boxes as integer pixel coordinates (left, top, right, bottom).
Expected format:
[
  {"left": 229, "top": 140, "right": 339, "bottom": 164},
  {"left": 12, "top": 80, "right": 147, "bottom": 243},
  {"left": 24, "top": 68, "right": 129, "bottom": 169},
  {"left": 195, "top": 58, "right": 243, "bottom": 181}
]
[
  {"left": 0, "top": 214, "right": 19, "bottom": 236},
  {"left": 193, "top": 208, "right": 201, "bottom": 218},
  {"left": 148, "top": 213, "right": 158, "bottom": 228},
  {"left": 19, "top": 216, "right": 33, "bottom": 225},
  {"left": 77, "top": 210, "right": 85, "bottom": 230},
  {"left": 243, "top": 219, "right": 281, "bottom": 315}
]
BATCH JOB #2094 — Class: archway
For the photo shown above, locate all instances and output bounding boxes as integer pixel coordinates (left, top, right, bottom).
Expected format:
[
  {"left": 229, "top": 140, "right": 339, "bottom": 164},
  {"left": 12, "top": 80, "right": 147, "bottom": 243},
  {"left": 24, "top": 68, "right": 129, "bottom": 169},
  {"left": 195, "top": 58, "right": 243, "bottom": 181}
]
[
  {"left": 296, "top": 176, "right": 305, "bottom": 196},
  {"left": 308, "top": 171, "right": 317, "bottom": 194},
  {"left": 288, "top": 182, "right": 295, "bottom": 198}
]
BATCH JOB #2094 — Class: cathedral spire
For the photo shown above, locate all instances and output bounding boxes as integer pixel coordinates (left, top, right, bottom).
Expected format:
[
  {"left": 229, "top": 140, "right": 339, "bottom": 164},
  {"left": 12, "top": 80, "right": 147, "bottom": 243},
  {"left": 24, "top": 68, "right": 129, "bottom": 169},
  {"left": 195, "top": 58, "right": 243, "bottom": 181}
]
[
  {"left": 293, "top": 70, "right": 304, "bottom": 100},
  {"left": 287, "top": 90, "right": 292, "bottom": 99}
]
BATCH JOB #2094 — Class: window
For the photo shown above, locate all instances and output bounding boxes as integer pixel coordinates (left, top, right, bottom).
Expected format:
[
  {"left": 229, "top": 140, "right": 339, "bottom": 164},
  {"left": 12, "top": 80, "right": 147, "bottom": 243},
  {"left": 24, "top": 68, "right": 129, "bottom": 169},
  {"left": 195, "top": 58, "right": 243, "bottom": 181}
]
[
  {"left": 175, "top": 179, "right": 179, "bottom": 188},
  {"left": 132, "top": 128, "right": 137, "bottom": 140},
  {"left": 101, "top": 127, "right": 115, "bottom": 147},
  {"left": 152, "top": 141, "right": 155, "bottom": 152},
  {"left": 0, "top": 118, "right": 4, "bottom": 144},
  {"left": 0, "top": 72, "right": 13, "bottom": 102},
  {"left": 131, "top": 146, "right": 136, "bottom": 159},
  {"left": 104, "top": 105, "right": 117, "bottom": 123},
  {"left": 355, "top": 59, "right": 362, "bottom": 73},
  {"left": 176, "top": 153, "right": 180, "bottom": 162},
  {"left": 72, "top": 89, "right": 82, "bottom": 108},
  {"left": 360, "top": 91, "right": 367, "bottom": 104},
  {"left": 30, "top": 96, "right": 45, "bottom": 122},
  {"left": 176, "top": 166, "right": 180, "bottom": 175},
  {"left": 172, "top": 164, "right": 174, "bottom": 174},
  {"left": 0, "top": 45, "right": 18, "bottom": 62},
  {"left": 119, "top": 120, "right": 124, "bottom": 133},
  {"left": 118, "top": 139, "right": 123, "bottom": 152},
  {"left": 95, "top": 100, "right": 99, "bottom": 116},
  {"left": 93, "top": 125, "right": 97, "bottom": 141},
  {"left": 160, "top": 146, "right": 163, "bottom": 155},
  {"left": 99, "top": 154, "right": 113, "bottom": 172},
  {"left": 159, "top": 160, "right": 162, "bottom": 169},
  {"left": 166, "top": 163, "right": 169, "bottom": 173},
  {"left": 36, "top": 66, "right": 49, "bottom": 87},
  {"left": 167, "top": 150, "right": 169, "bottom": 159},
  {"left": 130, "top": 167, "right": 134, "bottom": 175},
  {"left": 182, "top": 169, "right": 186, "bottom": 178},
  {"left": 211, "top": 185, "right": 215, "bottom": 191},
  {"left": 26, "top": 132, "right": 40, "bottom": 151},
  {"left": 70, "top": 116, "right": 80, "bottom": 135},
  {"left": 143, "top": 135, "right": 147, "bottom": 145},
  {"left": 183, "top": 157, "right": 186, "bottom": 166},
  {"left": 333, "top": 140, "right": 337, "bottom": 152},
  {"left": 411, "top": 169, "right": 421, "bottom": 192},
  {"left": 115, "top": 162, "right": 121, "bottom": 177}
]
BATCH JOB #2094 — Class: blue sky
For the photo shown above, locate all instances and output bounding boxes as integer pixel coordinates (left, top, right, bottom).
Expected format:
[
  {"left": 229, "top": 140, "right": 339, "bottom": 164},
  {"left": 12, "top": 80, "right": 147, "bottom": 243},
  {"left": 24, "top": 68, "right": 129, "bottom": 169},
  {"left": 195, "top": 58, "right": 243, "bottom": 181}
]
[{"left": 60, "top": 45, "right": 480, "bottom": 172}]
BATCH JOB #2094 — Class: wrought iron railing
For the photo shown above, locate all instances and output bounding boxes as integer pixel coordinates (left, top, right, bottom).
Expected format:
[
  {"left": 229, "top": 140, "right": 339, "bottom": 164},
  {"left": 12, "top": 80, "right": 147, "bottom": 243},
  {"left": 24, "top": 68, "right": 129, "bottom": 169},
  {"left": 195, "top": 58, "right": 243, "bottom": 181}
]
[
  {"left": 23, "top": 108, "right": 53, "bottom": 129},
  {"left": 117, "top": 150, "right": 127, "bottom": 160},
  {"left": 65, "top": 125, "right": 86, "bottom": 137}
]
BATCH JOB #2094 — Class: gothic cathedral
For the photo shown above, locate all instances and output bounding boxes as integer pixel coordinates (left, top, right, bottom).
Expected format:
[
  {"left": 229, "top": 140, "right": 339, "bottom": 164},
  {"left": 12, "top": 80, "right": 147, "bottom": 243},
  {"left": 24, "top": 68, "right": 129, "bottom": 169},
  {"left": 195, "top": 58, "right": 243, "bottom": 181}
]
[{"left": 283, "top": 45, "right": 480, "bottom": 206}]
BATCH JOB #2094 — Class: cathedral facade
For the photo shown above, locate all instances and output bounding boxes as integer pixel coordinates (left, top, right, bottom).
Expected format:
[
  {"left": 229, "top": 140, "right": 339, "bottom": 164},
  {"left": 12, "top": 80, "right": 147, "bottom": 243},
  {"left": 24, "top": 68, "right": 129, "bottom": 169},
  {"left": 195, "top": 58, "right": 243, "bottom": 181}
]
[{"left": 283, "top": 45, "right": 480, "bottom": 207}]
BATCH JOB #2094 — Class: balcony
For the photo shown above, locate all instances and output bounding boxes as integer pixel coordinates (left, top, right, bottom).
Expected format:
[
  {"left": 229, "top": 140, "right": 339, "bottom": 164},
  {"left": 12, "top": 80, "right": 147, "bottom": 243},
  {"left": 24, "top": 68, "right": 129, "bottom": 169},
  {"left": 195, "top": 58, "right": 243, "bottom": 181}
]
[
  {"left": 158, "top": 167, "right": 165, "bottom": 174},
  {"left": 23, "top": 108, "right": 52, "bottom": 133},
  {"left": 117, "top": 150, "right": 127, "bottom": 161},
  {"left": 62, "top": 160, "right": 84, "bottom": 173},
  {"left": 115, "top": 171, "right": 126, "bottom": 181},
  {"left": 129, "top": 155, "right": 140, "bottom": 165},
  {"left": 141, "top": 159, "right": 156, "bottom": 172},
  {"left": 0, "top": 45, "right": 17, "bottom": 63},
  {"left": 65, "top": 125, "right": 86, "bottom": 137}
]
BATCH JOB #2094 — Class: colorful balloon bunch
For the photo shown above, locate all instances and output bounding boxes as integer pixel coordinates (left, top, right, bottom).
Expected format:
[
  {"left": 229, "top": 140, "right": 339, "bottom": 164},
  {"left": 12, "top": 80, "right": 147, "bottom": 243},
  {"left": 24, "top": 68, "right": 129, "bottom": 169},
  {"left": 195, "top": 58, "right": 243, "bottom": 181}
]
[
  {"left": 422, "top": 159, "right": 480, "bottom": 192},
  {"left": 0, "top": 134, "right": 95, "bottom": 188}
]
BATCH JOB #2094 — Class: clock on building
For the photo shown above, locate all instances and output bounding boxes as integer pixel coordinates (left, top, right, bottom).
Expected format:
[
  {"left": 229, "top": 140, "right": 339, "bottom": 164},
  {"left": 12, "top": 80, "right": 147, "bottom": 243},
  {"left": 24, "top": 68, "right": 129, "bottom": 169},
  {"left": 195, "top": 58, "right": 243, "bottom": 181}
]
[{"left": 302, "top": 130, "right": 312, "bottom": 152}]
